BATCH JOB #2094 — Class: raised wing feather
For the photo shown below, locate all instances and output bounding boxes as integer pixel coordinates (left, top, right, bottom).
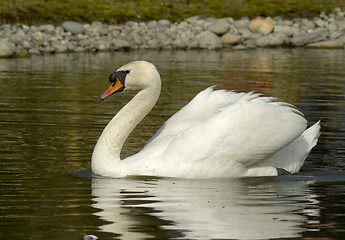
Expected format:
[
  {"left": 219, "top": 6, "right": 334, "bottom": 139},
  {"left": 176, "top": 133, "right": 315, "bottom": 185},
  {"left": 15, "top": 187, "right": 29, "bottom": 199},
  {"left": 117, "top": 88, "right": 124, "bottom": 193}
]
[{"left": 145, "top": 87, "right": 250, "bottom": 146}]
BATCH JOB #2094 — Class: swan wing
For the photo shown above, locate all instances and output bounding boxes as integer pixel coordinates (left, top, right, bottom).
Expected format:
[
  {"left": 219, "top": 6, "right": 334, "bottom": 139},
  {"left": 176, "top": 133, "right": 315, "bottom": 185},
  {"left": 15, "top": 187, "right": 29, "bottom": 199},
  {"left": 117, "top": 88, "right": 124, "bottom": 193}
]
[
  {"left": 145, "top": 87, "right": 249, "bottom": 146},
  {"left": 146, "top": 89, "right": 307, "bottom": 176}
]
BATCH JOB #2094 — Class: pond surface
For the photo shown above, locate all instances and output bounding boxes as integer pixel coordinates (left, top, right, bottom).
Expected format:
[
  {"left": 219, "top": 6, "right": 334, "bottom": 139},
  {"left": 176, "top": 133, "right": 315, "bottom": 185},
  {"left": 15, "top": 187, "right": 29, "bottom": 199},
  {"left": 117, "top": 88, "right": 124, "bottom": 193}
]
[{"left": 0, "top": 49, "right": 344, "bottom": 239}]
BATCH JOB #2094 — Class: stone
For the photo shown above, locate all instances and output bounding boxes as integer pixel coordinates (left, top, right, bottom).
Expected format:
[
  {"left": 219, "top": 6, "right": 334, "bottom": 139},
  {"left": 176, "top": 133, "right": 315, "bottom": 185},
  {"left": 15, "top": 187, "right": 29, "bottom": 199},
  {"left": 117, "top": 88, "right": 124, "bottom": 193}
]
[
  {"left": 313, "top": 17, "right": 325, "bottom": 28},
  {"left": 198, "top": 31, "right": 222, "bottom": 49},
  {"left": 244, "top": 39, "right": 258, "bottom": 49},
  {"left": 62, "top": 21, "right": 84, "bottom": 34},
  {"left": 333, "top": 7, "right": 342, "bottom": 13},
  {"left": 112, "top": 39, "right": 131, "bottom": 49},
  {"left": 184, "top": 38, "right": 199, "bottom": 49},
  {"left": 98, "top": 27, "right": 109, "bottom": 35},
  {"left": 307, "top": 37, "right": 345, "bottom": 48},
  {"left": 185, "top": 14, "right": 209, "bottom": 24},
  {"left": 28, "top": 48, "right": 40, "bottom": 55},
  {"left": 91, "top": 21, "right": 103, "bottom": 30},
  {"left": 185, "top": 15, "right": 200, "bottom": 24},
  {"left": 94, "top": 41, "right": 108, "bottom": 51},
  {"left": 329, "top": 31, "right": 342, "bottom": 40},
  {"left": 177, "top": 21, "right": 189, "bottom": 29},
  {"left": 234, "top": 19, "right": 249, "bottom": 29},
  {"left": 249, "top": 18, "right": 275, "bottom": 35},
  {"left": 176, "top": 29, "right": 199, "bottom": 48},
  {"left": 21, "top": 24, "right": 30, "bottom": 33},
  {"left": 39, "top": 24, "right": 54, "bottom": 32},
  {"left": 158, "top": 19, "right": 171, "bottom": 27},
  {"left": 338, "top": 20, "right": 345, "bottom": 31},
  {"left": 256, "top": 33, "right": 286, "bottom": 47},
  {"left": 74, "top": 46, "right": 85, "bottom": 52},
  {"left": 326, "top": 22, "right": 338, "bottom": 32},
  {"left": 52, "top": 43, "right": 68, "bottom": 52},
  {"left": 66, "top": 42, "right": 76, "bottom": 51},
  {"left": 320, "top": 11, "right": 327, "bottom": 19},
  {"left": 147, "top": 21, "right": 158, "bottom": 28},
  {"left": 237, "top": 28, "right": 251, "bottom": 40},
  {"left": 79, "top": 39, "right": 90, "bottom": 47},
  {"left": 248, "top": 33, "right": 262, "bottom": 40},
  {"left": 221, "top": 32, "right": 240, "bottom": 45},
  {"left": 22, "top": 40, "right": 31, "bottom": 50},
  {"left": 300, "top": 19, "right": 315, "bottom": 31},
  {"left": 337, "top": 10, "right": 345, "bottom": 18},
  {"left": 274, "top": 25, "right": 300, "bottom": 37},
  {"left": 9, "top": 34, "right": 26, "bottom": 45},
  {"left": 77, "top": 33, "right": 87, "bottom": 40},
  {"left": 291, "top": 29, "right": 328, "bottom": 46},
  {"left": 110, "top": 29, "right": 120, "bottom": 38},
  {"left": 233, "top": 44, "right": 248, "bottom": 50},
  {"left": 55, "top": 26, "right": 64, "bottom": 35},
  {"left": 0, "top": 38, "right": 16, "bottom": 57},
  {"left": 206, "top": 20, "right": 230, "bottom": 35},
  {"left": 32, "top": 31, "right": 44, "bottom": 40}
]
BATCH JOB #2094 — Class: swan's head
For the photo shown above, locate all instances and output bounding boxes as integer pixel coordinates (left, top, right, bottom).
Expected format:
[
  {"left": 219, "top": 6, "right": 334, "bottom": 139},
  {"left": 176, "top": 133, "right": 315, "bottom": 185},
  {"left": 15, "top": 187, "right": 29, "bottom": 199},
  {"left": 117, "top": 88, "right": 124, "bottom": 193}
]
[{"left": 101, "top": 61, "right": 160, "bottom": 100}]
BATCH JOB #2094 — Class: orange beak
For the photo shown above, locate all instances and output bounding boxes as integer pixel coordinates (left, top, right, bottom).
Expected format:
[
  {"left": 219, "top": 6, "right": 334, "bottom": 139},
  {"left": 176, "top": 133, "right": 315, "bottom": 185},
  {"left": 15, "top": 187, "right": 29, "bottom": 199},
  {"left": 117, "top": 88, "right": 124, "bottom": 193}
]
[{"left": 101, "top": 77, "right": 125, "bottom": 100}]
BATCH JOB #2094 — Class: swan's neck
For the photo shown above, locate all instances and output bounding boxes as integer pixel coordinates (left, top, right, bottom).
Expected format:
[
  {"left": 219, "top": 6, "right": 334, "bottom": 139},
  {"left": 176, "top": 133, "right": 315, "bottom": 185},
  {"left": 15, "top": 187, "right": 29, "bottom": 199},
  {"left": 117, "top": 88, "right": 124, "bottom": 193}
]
[{"left": 92, "top": 83, "right": 161, "bottom": 177}]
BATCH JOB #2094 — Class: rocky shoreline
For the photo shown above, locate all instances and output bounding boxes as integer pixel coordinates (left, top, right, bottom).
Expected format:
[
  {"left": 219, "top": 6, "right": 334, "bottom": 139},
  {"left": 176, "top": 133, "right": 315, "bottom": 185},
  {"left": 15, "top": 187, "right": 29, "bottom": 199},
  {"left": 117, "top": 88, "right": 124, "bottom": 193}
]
[{"left": 1, "top": 8, "right": 344, "bottom": 57}]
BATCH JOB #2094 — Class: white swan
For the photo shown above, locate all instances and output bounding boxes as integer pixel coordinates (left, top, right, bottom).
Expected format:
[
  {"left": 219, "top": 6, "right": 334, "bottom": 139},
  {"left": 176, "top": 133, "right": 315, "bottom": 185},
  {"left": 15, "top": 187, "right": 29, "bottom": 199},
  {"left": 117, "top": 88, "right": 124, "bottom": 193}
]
[{"left": 92, "top": 60, "right": 320, "bottom": 178}]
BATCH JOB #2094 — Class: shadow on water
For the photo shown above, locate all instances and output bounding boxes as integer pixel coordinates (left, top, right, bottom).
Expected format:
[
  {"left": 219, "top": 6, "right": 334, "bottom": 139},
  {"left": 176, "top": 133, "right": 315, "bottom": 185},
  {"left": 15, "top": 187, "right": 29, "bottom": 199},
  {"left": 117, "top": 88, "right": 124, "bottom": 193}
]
[{"left": 0, "top": 49, "right": 344, "bottom": 239}]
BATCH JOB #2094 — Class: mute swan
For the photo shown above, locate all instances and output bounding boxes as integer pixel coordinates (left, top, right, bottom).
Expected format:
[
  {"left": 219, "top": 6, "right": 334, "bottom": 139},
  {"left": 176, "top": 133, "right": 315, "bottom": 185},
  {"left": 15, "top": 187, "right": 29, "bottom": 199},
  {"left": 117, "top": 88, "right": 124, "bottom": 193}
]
[{"left": 92, "top": 60, "right": 320, "bottom": 178}]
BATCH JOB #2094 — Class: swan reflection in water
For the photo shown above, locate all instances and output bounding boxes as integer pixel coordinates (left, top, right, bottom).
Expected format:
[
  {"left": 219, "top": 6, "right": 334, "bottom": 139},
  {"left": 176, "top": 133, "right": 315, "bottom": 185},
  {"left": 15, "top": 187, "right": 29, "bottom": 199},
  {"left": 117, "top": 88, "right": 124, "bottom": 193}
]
[{"left": 91, "top": 176, "right": 319, "bottom": 239}]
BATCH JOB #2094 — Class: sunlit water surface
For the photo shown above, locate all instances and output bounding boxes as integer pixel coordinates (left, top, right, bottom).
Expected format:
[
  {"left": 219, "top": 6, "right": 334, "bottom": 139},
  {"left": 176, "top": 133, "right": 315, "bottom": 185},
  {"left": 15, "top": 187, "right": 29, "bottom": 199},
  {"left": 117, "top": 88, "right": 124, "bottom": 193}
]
[{"left": 0, "top": 49, "right": 344, "bottom": 239}]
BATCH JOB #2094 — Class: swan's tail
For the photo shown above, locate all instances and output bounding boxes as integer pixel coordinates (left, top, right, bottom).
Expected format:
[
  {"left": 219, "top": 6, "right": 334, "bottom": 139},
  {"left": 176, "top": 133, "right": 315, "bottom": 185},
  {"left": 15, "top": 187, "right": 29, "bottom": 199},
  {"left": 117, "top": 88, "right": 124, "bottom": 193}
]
[{"left": 268, "top": 120, "right": 321, "bottom": 173}]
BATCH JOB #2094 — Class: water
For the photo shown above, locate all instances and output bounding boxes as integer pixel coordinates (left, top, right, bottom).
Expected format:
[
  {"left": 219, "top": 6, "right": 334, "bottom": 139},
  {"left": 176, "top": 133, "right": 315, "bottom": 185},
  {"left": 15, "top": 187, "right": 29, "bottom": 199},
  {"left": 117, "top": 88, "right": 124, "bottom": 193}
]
[{"left": 0, "top": 49, "right": 344, "bottom": 239}]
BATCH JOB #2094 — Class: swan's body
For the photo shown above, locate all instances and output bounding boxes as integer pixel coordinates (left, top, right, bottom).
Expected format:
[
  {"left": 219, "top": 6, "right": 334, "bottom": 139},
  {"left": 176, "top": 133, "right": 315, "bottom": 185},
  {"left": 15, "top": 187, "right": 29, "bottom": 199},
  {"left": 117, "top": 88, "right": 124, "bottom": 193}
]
[{"left": 92, "top": 61, "right": 320, "bottom": 178}]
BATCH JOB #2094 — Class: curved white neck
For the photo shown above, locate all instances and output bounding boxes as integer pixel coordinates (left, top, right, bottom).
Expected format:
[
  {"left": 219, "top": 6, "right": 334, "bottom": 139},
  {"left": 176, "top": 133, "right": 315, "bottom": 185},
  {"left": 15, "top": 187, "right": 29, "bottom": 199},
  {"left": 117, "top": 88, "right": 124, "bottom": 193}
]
[{"left": 92, "top": 82, "right": 161, "bottom": 177}]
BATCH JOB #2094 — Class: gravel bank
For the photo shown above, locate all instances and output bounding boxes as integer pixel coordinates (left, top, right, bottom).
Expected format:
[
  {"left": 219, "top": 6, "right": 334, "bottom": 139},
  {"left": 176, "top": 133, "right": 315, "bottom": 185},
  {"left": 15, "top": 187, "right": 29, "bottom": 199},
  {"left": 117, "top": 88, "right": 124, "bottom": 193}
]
[{"left": 0, "top": 8, "right": 344, "bottom": 57}]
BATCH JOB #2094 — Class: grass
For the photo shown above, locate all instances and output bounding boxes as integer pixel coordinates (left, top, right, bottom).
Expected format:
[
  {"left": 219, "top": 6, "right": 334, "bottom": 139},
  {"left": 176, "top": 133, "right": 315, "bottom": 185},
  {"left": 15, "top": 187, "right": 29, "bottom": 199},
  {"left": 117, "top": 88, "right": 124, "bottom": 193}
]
[{"left": 0, "top": 0, "right": 344, "bottom": 25}]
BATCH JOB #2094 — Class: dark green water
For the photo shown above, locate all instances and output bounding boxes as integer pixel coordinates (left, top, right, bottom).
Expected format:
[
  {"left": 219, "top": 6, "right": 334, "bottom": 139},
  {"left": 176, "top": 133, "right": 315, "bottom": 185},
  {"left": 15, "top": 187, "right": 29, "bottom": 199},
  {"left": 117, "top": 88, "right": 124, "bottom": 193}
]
[{"left": 0, "top": 49, "right": 344, "bottom": 239}]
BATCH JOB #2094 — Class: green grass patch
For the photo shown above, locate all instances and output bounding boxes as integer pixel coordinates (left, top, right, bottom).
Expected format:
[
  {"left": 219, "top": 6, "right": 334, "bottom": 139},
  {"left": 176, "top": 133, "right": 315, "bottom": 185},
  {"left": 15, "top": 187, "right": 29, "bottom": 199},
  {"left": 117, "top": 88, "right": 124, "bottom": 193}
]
[{"left": 0, "top": 0, "right": 344, "bottom": 25}]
